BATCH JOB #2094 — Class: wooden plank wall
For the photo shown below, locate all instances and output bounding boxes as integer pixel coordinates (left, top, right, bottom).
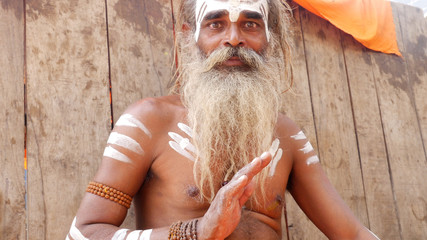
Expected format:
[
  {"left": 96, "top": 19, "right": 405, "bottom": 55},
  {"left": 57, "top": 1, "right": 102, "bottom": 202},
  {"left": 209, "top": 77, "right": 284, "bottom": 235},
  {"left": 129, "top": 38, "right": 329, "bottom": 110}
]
[
  {"left": 0, "top": 1, "right": 425, "bottom": 239},
  {"left": 0, "top": 1, "right": 26, "bottom": 239}
]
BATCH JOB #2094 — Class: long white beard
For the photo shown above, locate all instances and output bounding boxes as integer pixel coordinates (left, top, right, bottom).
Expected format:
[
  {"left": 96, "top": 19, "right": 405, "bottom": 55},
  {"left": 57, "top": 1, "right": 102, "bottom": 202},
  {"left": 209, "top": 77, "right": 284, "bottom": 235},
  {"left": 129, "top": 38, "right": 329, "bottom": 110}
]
[{"left": 180, "top": 44, "right": 283, "bottom": 202}]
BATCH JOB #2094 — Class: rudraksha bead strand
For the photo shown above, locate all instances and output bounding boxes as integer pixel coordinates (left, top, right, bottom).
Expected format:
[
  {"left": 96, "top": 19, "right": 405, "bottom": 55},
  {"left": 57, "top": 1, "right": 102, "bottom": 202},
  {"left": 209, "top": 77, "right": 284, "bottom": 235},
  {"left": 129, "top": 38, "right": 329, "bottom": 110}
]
[{"left": 86, "top": 181, "right": 132, "bottom": 209}]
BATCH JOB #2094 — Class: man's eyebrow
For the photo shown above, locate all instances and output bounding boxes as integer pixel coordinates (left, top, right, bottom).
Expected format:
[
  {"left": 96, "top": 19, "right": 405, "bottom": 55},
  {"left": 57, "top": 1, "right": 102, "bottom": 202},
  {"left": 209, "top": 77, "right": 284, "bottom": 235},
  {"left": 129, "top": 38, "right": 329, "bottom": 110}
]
[
  {"left": 241, "top": 10, "right": 263, "bottom": 20},
  {"left": 203, "top": 10, "right": 228, "bottom": 21}
]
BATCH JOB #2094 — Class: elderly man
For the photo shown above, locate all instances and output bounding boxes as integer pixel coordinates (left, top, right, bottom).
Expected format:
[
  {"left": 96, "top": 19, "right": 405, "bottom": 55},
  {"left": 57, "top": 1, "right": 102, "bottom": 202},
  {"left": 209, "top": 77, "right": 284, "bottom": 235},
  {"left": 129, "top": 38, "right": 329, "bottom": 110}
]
[{"left": 68, "top": 0, "right": 380, "bottom": 239}]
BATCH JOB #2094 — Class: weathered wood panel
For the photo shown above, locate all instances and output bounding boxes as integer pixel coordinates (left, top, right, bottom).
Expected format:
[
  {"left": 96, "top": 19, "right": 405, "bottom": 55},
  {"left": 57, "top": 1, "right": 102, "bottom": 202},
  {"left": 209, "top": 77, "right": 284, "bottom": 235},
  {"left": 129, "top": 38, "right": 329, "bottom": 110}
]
[
  {"left": 0, "top": 1, "right": 26, "bottom": 239},
  {"left": 367, "top": 4, "right": 427, "bottom": 239},
  {"left": 26, "top": 0, "right": 111, "bottom": 239},
  {"left": 108, "top": 0, "right": 174, "bottom": 122},
  {"left": 299, "top": 6, "right": 369, "bottom": 233},
  {"left": 341, "top": 31, "right": 400, "bottom": 239},
  {"left": 106, "top": 0, "right": 174, "bottom": 228},
  {"left": 283, "top": 7, "right": 324, "bottom": 239},
  {"left": 398, "top": 4, "right": 427, "bottom": 162}
]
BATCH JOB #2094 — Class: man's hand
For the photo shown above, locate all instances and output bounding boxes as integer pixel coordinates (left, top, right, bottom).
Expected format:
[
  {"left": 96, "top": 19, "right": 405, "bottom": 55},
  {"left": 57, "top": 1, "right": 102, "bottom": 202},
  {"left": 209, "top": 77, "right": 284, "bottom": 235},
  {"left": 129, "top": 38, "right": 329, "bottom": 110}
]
[{"left": 198, "top": 152, "right": 272, "bottom": 240}]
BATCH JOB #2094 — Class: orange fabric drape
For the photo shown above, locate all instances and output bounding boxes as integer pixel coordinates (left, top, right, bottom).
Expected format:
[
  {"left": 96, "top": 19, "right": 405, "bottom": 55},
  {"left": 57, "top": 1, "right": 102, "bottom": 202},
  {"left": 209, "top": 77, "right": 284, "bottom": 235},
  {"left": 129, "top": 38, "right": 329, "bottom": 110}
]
[{"left": 293, "top": 0, "right": 401, "bottom": 56}]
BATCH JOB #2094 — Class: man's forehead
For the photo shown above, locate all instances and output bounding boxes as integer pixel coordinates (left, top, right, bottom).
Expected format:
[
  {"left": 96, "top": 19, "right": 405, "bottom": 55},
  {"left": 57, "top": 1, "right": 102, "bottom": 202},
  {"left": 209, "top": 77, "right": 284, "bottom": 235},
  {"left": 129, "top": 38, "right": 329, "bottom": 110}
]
[
  {"left": 196, "top": 0, "right": 268, "bottom": 22},
  {"left": 194, "top": 0, "right": 270, "bottom": 41}
]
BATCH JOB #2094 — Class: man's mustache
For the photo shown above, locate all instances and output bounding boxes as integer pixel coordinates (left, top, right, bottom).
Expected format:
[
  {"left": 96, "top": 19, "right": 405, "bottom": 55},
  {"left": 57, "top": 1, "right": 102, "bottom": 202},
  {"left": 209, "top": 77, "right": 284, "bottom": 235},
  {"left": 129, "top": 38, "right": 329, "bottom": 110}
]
[{"left": 202, "top": 47, "right": 264, "bottom": 72}]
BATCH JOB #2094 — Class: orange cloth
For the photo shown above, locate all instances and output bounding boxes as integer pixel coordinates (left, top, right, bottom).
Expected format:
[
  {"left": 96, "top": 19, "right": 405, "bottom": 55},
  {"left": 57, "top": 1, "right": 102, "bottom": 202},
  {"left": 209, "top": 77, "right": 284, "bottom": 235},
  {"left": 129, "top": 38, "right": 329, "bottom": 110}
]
[{"left": 293, "top": 0, "right": 401, "bottom": 56}]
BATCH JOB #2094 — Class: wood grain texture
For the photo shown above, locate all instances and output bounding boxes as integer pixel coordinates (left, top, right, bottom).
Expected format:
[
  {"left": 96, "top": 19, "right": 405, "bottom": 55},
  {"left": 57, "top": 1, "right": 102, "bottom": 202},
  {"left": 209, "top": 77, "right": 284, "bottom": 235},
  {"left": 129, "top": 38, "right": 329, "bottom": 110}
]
[
  {"left": 368, "top": 3, "right": 427, "bottom": 239},
  {"left": 0, "top": 1, "right": 26, "bottom": 239},
  {"left": 108, "top": 0, "right": 174, "bottom": 122},
  {"left": 341, "top": 30, "right": 401, "bottom": 240},
  {"left": 283, "top": 6, "right": 324, "bottom": 239},
  {"left": 397, "top": 4, "right": 427, "bottom": 164},
  {"left": 299, "top": 7, "right": 369, "bottom": 233},
  {"left": 106, "top": 0, "right": 174, "bottom": 229},
  {"left": 26, "top": 0, "right": 111, "bottom": 239}
]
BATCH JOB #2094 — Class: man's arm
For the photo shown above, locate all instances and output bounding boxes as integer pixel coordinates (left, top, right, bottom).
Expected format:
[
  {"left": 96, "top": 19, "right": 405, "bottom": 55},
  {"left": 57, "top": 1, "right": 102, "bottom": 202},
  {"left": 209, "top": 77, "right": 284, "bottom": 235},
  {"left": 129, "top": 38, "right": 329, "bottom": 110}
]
[
  {"left": 68, "top": 98, "right": 165, "bottom": 239},
  {"left": 284, "top": 117, "right": 379, "bottom": 239}
]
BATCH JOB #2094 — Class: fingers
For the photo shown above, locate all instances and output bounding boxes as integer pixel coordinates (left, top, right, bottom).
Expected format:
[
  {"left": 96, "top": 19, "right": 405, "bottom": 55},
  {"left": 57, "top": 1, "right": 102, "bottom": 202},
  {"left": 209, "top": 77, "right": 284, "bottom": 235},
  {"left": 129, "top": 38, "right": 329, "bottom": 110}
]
[
  {"left": 217, "top": 152, "right": 272, "bottom": 205},
  {"left": 232, "top": 152, "right": 272, "bottom": 182},
  {"left": 223, "top": 175, "right": 248, "bottom": 199},
  {"left": 239, "top": 180, "right": 255, "bottom": 207}
]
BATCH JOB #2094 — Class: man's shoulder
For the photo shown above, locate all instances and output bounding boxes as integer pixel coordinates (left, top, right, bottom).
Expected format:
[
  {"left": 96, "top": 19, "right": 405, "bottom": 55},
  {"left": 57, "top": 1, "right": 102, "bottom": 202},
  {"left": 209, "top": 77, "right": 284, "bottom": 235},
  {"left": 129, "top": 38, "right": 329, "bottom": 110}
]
[
  {"left": 118, "top": 95, "right": 185, "bottom": 132},
  {"left": 275, "top": 112, "right": 300, "bottom": 137},
  {"left": 125, "top": 95, "right": 183, "bottom": 116}
]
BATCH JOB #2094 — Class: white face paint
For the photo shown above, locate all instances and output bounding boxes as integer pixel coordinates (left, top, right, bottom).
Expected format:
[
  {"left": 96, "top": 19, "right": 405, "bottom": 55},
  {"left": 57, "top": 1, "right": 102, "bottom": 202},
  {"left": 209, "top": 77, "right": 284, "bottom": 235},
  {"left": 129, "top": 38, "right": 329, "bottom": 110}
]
[
  {"left": 68, "top": 217, "right": 89, "bottom": 240},
  {"left": 107, "top": 132, "right": 144, "bottom": 155},
  {"left": 268, "top": 138, "right": 283, "bottom": 177},
  {"left": 168, "top": 123, "right": 196, "bottom": 161},
  {"left": 306, "top": 155, "right": 320, "bottom": 165},
  {"left": 103, "top": 146, "right": 133, "bottom": 164},
  {"left": 299, "top": 141, "right": 314, "bottom": 154},
  {"left": 115, "top": 114, "right": 152, "bottom": 138},
  {"left": 195, "top": 0, "right": 270, "bottom": 41}
]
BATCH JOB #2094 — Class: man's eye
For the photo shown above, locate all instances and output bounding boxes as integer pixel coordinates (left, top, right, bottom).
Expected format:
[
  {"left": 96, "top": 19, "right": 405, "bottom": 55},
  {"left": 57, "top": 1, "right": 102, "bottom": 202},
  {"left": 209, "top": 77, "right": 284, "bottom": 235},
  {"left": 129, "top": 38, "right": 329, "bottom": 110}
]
[
  {"left": 209, "top": 22, "right": 222, "bottom": 29},
  {"left": 244, "top": 22, "right": 259, "bottom": 29}
]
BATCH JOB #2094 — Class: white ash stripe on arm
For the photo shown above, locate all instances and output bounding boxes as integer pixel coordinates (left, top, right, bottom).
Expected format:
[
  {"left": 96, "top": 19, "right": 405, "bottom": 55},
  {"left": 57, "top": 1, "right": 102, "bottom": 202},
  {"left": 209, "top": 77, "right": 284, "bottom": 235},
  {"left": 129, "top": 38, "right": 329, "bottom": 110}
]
[
  {"left": 290, "top": 131, "right": 307, "bottom": 140},
  {"left": 306, "top": 155, "right": 320, "bottom": 165},
  {"left": 299, "top": 141, "right": 314, "bottom": 154},
  {"left": 115, "top": 114, "right": 152, "bottom": 138},
  {"left": 103, "top": 146, "right": 133, "bottom": 164},
  {"left": 140, "top": 229, "right": 152, "bottom": 240},
  {"left": 68, "top": 217, "right": 89, "bottom": 240},
  {"left": 111, "top": 229, "right": 129, "bottom": 240},
  {"left": 178, "top": 122, "right": 193, "bottom": 138},
  {"left": 107, "top": 132, "right": 144, "bottom": 155},
  {"left": 117, "top": 229, "right": 151, "bottom": 240},
  {"left": 125, "top": 230, "right": 144, "bottom": 240},
  {"left": 290, "top": 130, "right": 319, "bottom": 165}
]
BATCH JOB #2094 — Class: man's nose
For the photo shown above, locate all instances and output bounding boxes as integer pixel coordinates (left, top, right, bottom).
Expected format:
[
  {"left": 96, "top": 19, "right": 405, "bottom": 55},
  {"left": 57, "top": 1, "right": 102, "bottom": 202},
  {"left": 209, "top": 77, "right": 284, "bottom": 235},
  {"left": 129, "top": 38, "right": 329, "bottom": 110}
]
[{"left": 223, "top": 24, "right": 244, "bottom": 47}]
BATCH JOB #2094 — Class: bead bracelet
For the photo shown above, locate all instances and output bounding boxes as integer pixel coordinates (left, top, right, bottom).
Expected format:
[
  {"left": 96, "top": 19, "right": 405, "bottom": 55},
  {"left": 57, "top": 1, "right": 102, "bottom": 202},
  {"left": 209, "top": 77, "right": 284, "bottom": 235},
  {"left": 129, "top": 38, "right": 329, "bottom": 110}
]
[
  {"left": 86, "top": 181, "right": 132, "bottom": 209},
  {"left": 168, "top": 219, "right": 198, "bottom": 240}
]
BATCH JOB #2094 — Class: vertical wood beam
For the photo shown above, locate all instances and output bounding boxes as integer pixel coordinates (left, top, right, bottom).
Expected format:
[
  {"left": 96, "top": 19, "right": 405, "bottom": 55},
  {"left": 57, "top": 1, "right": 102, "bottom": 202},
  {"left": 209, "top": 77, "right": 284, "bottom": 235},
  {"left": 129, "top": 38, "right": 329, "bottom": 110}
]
[
  {"left": 341, "top": 25, "right": 401, "bottom": 240},
  {"left": 284, "top": 6, "right": 323, "bottom": 239},
  {"left": 298, "top": 7, "right": 369, "bottom": 237},
  {"left": 368, "top": 3, "right": 427, "bottom": 239},
  {"left": 0, "top": 1, "right": 26, "bottom": 239},
  {"left": 26, "top": 1, "right": 111, "bottom": 238}
]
